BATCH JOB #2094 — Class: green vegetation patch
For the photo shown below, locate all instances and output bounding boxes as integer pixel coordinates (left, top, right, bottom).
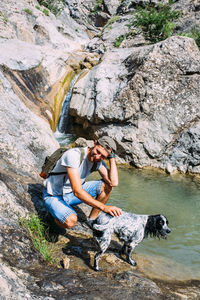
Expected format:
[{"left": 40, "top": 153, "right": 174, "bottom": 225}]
[
  {"left": 19, "top": 213, "right": 57, "bottom": 263},
  {"left": 178, "top": 28, "right": 200, "bottom": 49},
  {"left": 129, "top": 1, "right": 181, "bottom": 43},
  {"left": 23, "top": 8, "right": 33, "bottom": 15},
  {"left": 114, "top": 30, "right": 136, "bottom": 47},
  {"left": 43, "top": 8, "right": 50, "bottom": 16},
  {"left": 0, "top": 11, "right": 8, "bottom": 23},
  {"left": 102, "top": 15, "right": 120, "bottom": 32},
  {"left": 37, "top": 0, "right": 65, "bottom": 16},
  {"left": 91, "top": 0, "right": 103, "bottom": 14},
  {"left": 114, "top": 35, "right": 126, "bottom": 47}
]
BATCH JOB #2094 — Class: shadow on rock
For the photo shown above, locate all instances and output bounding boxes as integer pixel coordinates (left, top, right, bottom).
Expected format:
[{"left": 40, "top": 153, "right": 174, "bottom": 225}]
[{"left": 62, "top": 231, "right": 96, "bottom": 270}]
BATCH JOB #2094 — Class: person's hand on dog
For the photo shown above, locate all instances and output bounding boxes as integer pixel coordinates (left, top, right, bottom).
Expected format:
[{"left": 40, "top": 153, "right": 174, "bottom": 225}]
[{"left": 103, "top": 205, "right": 122, "bottom": 217}]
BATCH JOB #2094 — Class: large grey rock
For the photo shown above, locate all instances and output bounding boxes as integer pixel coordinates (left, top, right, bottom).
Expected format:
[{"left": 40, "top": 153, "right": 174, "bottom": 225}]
[
  {"left": 0, "top": 70, "right": 59, "bottom": 176},
  {"left": 70, "top": 36, "right": 200, "bottom": 174},
  {"left": 70, "top": 47, "right": 135, "bottom": 122},
  {"left": 0, "top": 0, "right": 89, "bottom": 86}
]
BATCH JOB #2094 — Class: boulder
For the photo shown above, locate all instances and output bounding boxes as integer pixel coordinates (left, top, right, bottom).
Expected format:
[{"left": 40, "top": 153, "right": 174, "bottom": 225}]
[
  {"left": 70, "top": 36, "right": 200, "bottom": 174},
  {"left": 104, "top": 0, "right": 119, "bottom": 15}
]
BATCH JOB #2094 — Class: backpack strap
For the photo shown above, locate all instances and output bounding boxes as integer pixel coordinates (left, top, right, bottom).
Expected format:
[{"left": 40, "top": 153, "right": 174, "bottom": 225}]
[
  {"left": 49, "top": 147, "right": 85, "bottom": 176},
  {"left": 80, "top": 148, "right": 85, "bottom": 166},
  {"left": 48, "top": 171, "right": 68, "bottom": 176}
]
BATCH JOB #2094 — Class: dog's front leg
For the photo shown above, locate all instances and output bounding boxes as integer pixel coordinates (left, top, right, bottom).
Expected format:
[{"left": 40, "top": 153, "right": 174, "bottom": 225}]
[
  {"left": 94, "top": 250, "right": 103, "bottom": 271},
  {"left": 119, "top": 243, "right": 128, "bottom": 256},
  {"left": 94, "top": 232, "right": 111, "bottom": 271},
  {"left": 125, "top": 244, "right": 137, "bottom": 266}
]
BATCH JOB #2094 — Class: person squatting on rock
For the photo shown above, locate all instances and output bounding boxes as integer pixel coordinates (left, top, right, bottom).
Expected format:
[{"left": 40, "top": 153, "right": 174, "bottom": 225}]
[{"left": 43, "top": 136, "right": 122, "bottom": 229}]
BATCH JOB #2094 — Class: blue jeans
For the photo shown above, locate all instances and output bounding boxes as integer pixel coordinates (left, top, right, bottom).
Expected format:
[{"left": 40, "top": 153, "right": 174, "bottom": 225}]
[{"left": 43, "top": 180, "right": 103, "bottom": 223}]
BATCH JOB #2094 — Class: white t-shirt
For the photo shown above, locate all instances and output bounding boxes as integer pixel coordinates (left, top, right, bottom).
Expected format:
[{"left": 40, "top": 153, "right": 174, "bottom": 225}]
[{"left": 44, "top": 147, "right": 106, "bottom": 195}]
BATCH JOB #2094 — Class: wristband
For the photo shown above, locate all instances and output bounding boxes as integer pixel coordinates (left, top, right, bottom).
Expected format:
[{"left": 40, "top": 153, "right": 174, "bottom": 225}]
[{"left": 108, "top": 153, "right": 115, "bottom": 159}]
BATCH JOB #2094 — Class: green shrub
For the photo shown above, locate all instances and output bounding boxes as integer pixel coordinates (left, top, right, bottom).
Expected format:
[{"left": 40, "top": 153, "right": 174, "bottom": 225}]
[
  {"left": 19, "top": 213, "right": 56, "bottom": 263},
  {"left": 43, "top": 8, "right": 50, "bottom": 16},
  {"left": 37, "top": 0, "right": 64, "bottom": 16},
  {"left": 129, "top": 1, "right": 181, "bottom": 43},
  {"left": 114, "top": 35, "right": 126, "bottom": 47},
  {"left": 23, "top": 8, "right": 33, "bottom": 15}
]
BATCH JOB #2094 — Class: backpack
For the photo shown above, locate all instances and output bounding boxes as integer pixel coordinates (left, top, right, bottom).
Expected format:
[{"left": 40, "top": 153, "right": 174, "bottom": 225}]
[{"left": 40, "top": 147, "right": 97, "bottom": 179}]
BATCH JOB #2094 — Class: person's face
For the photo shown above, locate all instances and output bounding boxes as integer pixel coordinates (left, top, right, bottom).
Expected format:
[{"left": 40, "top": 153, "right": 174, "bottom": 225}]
[{"left": 88, "top": 144, "right": 109, "bottom": 162}]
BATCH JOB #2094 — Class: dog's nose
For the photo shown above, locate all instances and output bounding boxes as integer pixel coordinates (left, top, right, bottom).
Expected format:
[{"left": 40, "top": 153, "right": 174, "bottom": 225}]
[{"left": 166, "top": 229, "right": 171, "bottom": 234}]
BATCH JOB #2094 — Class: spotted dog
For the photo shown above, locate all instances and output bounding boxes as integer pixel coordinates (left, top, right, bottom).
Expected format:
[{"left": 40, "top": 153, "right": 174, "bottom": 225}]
[{"left": 87, "top": 212, "right": 171, "bottom": 271}]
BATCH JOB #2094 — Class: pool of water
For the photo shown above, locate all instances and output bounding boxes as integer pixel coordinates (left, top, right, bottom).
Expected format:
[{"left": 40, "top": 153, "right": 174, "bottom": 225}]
[{"left": 89, "top": 167, "right": 200, "bottom": 279}]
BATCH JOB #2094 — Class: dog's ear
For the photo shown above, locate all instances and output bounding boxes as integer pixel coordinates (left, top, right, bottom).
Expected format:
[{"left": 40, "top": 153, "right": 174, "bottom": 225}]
[
  {"left": 145, "top": 215, "right": 161, "bottom": 238},
  {"left": 145, "top": 215, "right": 158, "bottom": 237}
]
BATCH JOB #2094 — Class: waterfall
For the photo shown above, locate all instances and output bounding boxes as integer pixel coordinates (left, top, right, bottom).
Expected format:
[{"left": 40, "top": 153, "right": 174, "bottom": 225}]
[
  {"left": 57, "top": 73, "right": 80, "bottom": 134},
  {"left": 54, "top": 72, "right": 83, "bottom": 146}
]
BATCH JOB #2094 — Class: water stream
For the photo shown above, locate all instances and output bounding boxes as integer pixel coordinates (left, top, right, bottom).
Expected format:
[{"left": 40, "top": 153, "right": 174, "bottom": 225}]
[
  {"left": 89, "top": 168, "right": 200, "bottom": 280},
  {"left": 57, "top": 73, "right": 81, "bottom": 134}
]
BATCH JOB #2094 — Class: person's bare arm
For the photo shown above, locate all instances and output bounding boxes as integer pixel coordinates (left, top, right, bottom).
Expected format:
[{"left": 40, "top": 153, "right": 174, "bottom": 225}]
[
  {"left": 67, "top": 167, "right": 121, "bottom": 216},
  {"left": 98, "top": 158, "right": 118, "bottom": 187}
]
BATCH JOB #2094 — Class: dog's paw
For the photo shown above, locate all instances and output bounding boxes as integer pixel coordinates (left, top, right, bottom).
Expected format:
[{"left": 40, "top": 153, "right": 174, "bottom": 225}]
[
  {"left": 128, "top": 259, "right": 137, "bottom": 266},
  {"left": 94, "top": 266, "right": 102, "bottom": 272}
]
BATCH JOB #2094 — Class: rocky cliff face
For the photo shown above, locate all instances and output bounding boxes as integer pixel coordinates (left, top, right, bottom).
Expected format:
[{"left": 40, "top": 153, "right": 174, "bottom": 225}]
[
  {"left": 71, "top": 36, "right": 200, "bottom": 173},
  {"left": 69, "top": 0, "right": 200, "bottom": 175},
  {"left": 1, "top": 0, "right": 200, "bottom": 299}
]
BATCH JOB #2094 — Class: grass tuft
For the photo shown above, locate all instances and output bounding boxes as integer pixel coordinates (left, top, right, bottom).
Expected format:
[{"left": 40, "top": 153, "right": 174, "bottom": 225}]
[
  {"left": 23, "top": 8, "right": 33, "bottom": 15},
  {"left": 19, "top": 213, "right": 57, "bottom": 263},
  {"left": 43, "top": 8, "right": 49, "bottom": 16},
  {"left": 114, "top": 35, "right": 126, "bottom": 47},
  {"left": 178, "top": 28, "right": 200, "bottom": 49},
  {"left": 0, "top": 13, "right": 8, "bottom": 23}
]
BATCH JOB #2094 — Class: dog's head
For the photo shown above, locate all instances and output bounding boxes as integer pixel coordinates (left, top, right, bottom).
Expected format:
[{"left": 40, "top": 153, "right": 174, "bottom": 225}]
[{"left": 145, "top": 214, "right": 171, "bottom": 239}]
